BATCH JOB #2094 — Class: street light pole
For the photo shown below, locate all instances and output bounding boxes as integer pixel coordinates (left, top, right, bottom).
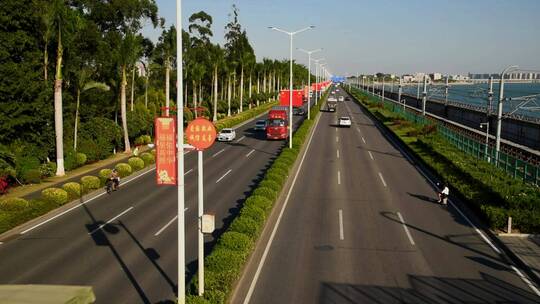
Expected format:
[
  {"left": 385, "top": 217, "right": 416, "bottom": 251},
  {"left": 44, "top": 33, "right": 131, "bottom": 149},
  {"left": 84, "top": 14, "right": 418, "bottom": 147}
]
[
  {"left": 270, "top": 26, "right": 315, "bottom": 149},
  {"left": 398, "top": 77, "right": 404, "bottom": 110},
  {"left": 176, "top": 1, "right": 186, "bottom": 303},
  {"left": 381, "top": 76, "right": 385, "bottom": 102},
  {"left": 495, "top": 65, "right": 518, "bottom": 163},
  {"left": 298, "top": 48, "right": 322, "bottom": 120},
  {"left": 422, "top": 75, "right": 427, "bottom": 115}
]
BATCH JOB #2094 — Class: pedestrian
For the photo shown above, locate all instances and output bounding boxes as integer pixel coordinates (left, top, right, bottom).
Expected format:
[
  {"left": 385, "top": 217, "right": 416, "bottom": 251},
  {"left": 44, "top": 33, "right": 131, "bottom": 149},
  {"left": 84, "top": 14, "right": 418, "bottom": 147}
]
[{"left": 438, "top": 183, "right": 449, "bottom": 205}]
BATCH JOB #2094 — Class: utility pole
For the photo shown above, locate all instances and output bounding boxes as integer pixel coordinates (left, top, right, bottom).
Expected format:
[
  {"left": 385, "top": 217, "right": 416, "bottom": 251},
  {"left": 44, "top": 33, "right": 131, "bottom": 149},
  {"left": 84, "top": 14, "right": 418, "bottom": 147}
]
[
  {"left": 381, "top": 77, "right": 385, "bottom": 102},
  {"left": 444, "top": 76, "right": 449, "bottom": 107},
  {"left": 398, "top": 77, "right": 403, "bottom": 110},
  {"left": 417, "top": 80, "right": 420, "bottom": 99},
  {"left": 422, "top": 75, "right": 427, "bottom": 115},
  {"left": 495, "top": 65, "right": 518, "bottom": 163},
  {"left": 487, "top": 76, "right": 494, "bottom": 117}
]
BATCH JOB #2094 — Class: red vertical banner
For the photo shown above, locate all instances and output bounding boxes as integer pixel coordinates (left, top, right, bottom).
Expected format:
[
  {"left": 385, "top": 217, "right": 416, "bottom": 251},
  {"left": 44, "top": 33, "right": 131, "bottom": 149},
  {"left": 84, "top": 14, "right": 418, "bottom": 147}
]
[{"left": 155, "top": 117, "right": 177, "bottom": 185}]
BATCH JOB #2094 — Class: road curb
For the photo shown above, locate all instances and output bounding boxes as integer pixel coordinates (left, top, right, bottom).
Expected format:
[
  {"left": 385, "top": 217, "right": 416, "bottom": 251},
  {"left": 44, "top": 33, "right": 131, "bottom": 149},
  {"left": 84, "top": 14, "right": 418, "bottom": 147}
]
[{"left": 346, "top": 88, "right": 540, "bottom": 290}]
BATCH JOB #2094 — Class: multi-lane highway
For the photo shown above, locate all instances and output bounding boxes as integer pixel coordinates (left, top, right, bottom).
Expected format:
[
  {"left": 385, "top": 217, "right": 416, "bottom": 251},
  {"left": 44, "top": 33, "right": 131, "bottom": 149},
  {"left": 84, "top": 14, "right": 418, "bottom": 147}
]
[
  {"left": 233, "top": 86, "right": 540, "bottom": 303},
  {"left": 0, "top": 102, "right": 311, "bottom": 303}
]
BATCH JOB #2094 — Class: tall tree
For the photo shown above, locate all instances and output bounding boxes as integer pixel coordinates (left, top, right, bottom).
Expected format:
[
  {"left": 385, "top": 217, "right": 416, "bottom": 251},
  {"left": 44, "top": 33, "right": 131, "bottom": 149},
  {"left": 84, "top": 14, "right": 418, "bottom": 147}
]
[{"left": 154, "top": 26, "right": 176, "bottom": 116}]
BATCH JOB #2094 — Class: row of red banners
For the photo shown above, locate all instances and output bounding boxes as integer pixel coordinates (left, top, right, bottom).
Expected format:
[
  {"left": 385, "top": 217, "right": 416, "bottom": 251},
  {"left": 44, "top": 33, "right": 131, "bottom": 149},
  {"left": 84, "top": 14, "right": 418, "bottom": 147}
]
[{"left": 279, "top": 81, "right": 332, "bottom": 107}]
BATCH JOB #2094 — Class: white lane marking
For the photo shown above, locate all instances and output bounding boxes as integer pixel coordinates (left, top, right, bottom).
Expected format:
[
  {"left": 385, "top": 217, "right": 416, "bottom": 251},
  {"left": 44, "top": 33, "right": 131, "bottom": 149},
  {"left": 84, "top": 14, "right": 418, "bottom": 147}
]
[
  {"left": 337, "top": 149, "right": 340, "bottom": 159},
  {"left": 378, "top": 172, "right": 387, "bottom": 187},
  {"left": 21, "top": 167, "right": 155, "bottom": 235},
  {"left": 362, "top": 137, "right": 366, "bottom": 144},
  {"left": 184, "top": 169, "right": 193, "bottom": 175},
  {"left": 216, "top": 169, "right": 232, "bottom": 183},
  {"left": 212, "top": 148, "right": 226, "bottom": 158},
  {"left": 511, "top": 265, "right": 540, "bottom": 297},
  {"left": 336, "top": 136, "right": 339, "bottom": 143},
  {"left": 366, "top": 113, "right": 540, "bottom": 295},
  {"left": 88, "top": 207, "right": 134, "bottom": 235},
  {"left": 243, "top": 102, "right": 321, "bottom": 304},
  {"left": 153, "top": 208, "right": 189, "bottom": 237},
  {"left": 246, "top": 149, "right": 255, "bottom": 158},
  {"left": 368, "top": 151, "right": 374, "bottom": 160},
  {"left": 339, "top": 209, "right": 344, "bottom": 241},
  {"left": 397, "top": 212, "right": 416, "bottom": 245},
  {"left": 236, "top": 136, "right": 246, "bottom": 143},
  {"left": 338, "top": 171, "right": 341, "bottom": 185}
]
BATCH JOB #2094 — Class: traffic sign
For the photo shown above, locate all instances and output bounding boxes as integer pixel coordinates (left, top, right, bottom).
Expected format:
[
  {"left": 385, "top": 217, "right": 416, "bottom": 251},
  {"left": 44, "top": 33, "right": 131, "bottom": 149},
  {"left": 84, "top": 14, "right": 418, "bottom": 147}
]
[{"left": 185, "top": 118, "right": 217, "bottom": 151}]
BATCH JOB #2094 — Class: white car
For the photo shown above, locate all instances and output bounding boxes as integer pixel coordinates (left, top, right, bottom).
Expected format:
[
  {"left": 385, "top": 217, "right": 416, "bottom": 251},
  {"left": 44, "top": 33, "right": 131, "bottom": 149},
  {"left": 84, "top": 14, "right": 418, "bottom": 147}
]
[
  {"left": 338, "top": 96, "right": 344, "bottom": 102},
  {"left": 217, "top": 128, "right": 236, "bottom": 141},
  {"left": 338, "top": 117, "right": 351, "bottom": 128}
]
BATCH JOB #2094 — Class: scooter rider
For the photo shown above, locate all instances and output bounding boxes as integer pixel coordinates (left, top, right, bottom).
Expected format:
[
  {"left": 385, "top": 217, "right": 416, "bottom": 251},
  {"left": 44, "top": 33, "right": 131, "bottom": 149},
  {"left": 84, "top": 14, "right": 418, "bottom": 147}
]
[{"left": 109, "top": 169, "right": 120, "bottom": 191}]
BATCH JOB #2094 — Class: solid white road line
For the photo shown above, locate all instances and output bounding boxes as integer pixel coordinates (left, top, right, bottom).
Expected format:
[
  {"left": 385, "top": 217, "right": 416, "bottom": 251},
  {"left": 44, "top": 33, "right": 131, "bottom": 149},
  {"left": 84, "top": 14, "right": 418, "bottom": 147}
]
[
  {"left": 362, "top": 137, "right": 366, "bottom": 144},
  {"left": 88, "top": 207, "right": 134, "bottom": 235},
  {"left": 216, "top": 169, "right": 232, "bottom": 183},
  {"left": 243, "top": 103, "right": 321, "bottom": 304},
  {"left": 339, "top": 209, "right": 344, "bottom": 241},
  {"left": 184, "top": 169, "right": 193, "bottom": 175},
  {"left": 153, "top": 209, "right": 189, "bottom": 237},
  {"left": 236, "top": 136, "right": 246, "bottom": 143},
  {"left": 378, "top": 172, "right": 387, "bottom": 187},
  {"left": 511, "top": 265, "right": 540, "bottom": 297},
  {"left": 338, "top": 171, "right": 341, "bottom": 185},
  {"left": 337, "top": 149, "right": 340, "bottom": 159},
  {"left": 212, "top": 148, "right": 226, "bottom": 158},
  {"left": 368, "top": 151, "right": 374, "bottom": 160},
  {"left": 397, "top": 212, "right": 416, "bottom": 246},
  {"left": 246, "top": 149, "right": 255, "bottom": 158},
  {"left": 20, "top": 167, "right": 155, "bottom": 235}
]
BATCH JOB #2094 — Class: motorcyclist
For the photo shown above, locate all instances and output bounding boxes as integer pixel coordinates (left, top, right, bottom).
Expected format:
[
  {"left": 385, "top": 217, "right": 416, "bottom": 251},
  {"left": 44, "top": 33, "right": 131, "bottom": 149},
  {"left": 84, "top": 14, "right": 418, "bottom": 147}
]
[{"left": 109, "top": 169, "right": 120, "bottom": 191}]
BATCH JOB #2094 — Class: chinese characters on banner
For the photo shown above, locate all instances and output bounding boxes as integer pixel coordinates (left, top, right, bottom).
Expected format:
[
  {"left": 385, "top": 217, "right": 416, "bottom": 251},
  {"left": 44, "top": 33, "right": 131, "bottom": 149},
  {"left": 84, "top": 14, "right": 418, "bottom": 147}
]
[
  {"left": 155, "top": 117, "right": 177, "bottom": 185},
  {"left": 185, "top": 118, "right": 217, "bottom": 151}
]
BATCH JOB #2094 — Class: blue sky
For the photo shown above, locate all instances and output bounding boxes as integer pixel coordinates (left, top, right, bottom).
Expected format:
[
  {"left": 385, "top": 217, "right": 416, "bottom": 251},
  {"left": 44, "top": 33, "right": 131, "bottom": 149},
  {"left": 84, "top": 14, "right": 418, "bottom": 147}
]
[{"left": 142, "top": 0, "right": 540, "bottom": 76}]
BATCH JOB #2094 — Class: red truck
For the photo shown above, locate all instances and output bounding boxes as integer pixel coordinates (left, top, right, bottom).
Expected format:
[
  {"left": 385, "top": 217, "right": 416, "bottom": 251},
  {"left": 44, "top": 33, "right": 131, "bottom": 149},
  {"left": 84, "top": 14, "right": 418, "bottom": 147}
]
[{"left": 266, "top": 106, "right": 289, "bottom": 140}]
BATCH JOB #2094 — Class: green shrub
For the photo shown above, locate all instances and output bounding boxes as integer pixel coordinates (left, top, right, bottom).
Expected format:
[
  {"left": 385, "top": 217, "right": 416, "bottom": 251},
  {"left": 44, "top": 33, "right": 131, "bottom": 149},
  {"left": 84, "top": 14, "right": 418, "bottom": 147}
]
[
  {"left": 76, "top": 153, "right": 87, "bottom": 166},
  {"left": 21, "top": 169, "right": 42, "bottom": 184},
  {"left": 135, "top": 135, "right": 152, "bottom": 146},
  {"left": 258, "top": 179, "right": 281, "bottom": 193},
  {"left": 252, "top": 187, "right": 278, "bottom": 201},
  {"left": 140, "top": 152, "right": 155, "bottom": 165},
  {"left": 128, "top": 157, "right": 145, "bottom": 171},
  {"left": 79, "top": 117, "right": 122, "bottom": 162},
  {"left": 0, "top": 197, "right": 29, "bottom": 211},
  {"left": 241, "top": 204, "right": 266, "bottom": 223},
  {"left": 41, "top": 188, "right": 68, "bottom": 205},
  {"left": 244, "top": 195, "right": 273, "bottom": 213},
  {"left": 203, "top": 290, "right": 225, "bottom": 304},
  {"left": 266, "top": 169, "right": 287, "bottom": 186},
  {"left": 151, "top": 149, "right": 156, "bottom": 156},
  {"left": 186, "top": 295, "right": 211, "bottom": 304},
  {"left": 206, "top": 247, "right": 245, "bottom": 276},
  {"left": 80, "top": 176, "right": 100, "bottom": 193},
  {"left": 62, "top": 182, "right": 81, "bottom": 200},
  {"left": 99, "top": 169, "right": 112, "bottom": 186},
  {"left": 272, "top": 162, "right": 290, "bottom": 174},
  {"left": 115, "top": 163, "right": 132, "bottom": 177},
  {"left": 229, "top": 216, "right": 260, "bottom": 240},
  {"left": 217, "top": 231, "right": 253, "bottom": 253},
  {"left": 39, "top": 162, "right": 56, "bottom": 178}
]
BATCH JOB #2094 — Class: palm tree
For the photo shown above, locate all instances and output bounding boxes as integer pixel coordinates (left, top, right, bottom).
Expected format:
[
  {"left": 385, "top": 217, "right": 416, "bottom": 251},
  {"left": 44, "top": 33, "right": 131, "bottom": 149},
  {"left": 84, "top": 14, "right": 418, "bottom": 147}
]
[
  {"left": 155, "top": 26, "right": 176, "bottom": 116},
  {"left": 73, "top": 68, "right": 110, "bottom": 150},
  {"left": 209, "top": 45, "right": 224, "bottom": 121}
]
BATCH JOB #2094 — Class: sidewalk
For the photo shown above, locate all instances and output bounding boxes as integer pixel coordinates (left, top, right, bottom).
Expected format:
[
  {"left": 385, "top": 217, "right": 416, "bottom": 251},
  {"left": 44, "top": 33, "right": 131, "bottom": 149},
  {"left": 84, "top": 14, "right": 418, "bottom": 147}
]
[
  {"left": 1, "top": 146, "right": 150, "bottom": 201},
  {"left": 498, "top": 234, "right": 540, "bottom": 284}
]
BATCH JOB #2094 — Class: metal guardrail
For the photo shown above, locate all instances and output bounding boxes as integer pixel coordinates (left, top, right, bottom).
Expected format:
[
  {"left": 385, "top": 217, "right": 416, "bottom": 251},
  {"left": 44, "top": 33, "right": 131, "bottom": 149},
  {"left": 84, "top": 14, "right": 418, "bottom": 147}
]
[{"left": 349, "top": 85, "right": 540, "bottom": 186}]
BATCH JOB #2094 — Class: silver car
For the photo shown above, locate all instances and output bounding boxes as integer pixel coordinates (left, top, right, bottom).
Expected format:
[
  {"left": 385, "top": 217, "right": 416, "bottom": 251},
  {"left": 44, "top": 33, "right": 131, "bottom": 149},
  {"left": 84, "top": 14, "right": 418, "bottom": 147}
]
[
  {"left": 217, "top": 128, "right": 236, "bottom": 141},
  {"left": 254, "top": 120, "right": 267, "bottom": 131}
]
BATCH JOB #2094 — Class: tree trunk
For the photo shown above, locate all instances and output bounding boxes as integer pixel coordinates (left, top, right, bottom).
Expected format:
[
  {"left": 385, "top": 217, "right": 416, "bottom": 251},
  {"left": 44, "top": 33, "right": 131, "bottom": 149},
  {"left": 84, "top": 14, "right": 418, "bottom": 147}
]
[
  {"left": 121, "top": 65, "right": 131, "bottom": 153},
  {"left": 145, "top": 75, "right": 148, "bottom": 108},
  {"left": 249, "top": 72, "right": 252, "bottom": 99},
  {"left": 227, "top": 74, "right": 231, "bottom": 116},
  {"left": 74, "top": 89, "right": 80, "bottom": 151},
  {"left": 263, "top": 72, "right": 267, "bottom": 93},
  {"left": 233, "top": 72, "right": 236, "bottom": 98},
  {"left": 165, "top": 58, "right": 170, "bottom": 116},
  {"left": 257, "top": 73, "right": 260, "bottom": 94},
  {"left": 213, "top": 66, "right": 218, "bottom": 122},
  {"left": 240, "top": 66, "right": 244, "bottom": 113},
  {"left": 130, "top": 67, "right": 135, "bottom": 111},
  {"left": 54, "top": 28, "right": 64, "bottom": 176},
  {"left": 44, "top": 40, "right": 48, "bottom": 81},
  {"left": 199, "top": 82, "right": 202, "bottom": 113},
  {"left": 193, "top": 80, "right": 197, "bottom": 118}
]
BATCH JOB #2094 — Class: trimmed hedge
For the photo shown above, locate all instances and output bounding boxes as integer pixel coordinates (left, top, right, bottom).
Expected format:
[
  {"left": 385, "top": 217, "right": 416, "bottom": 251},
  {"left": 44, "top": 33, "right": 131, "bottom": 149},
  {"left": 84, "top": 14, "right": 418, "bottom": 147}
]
[
  {"left": 186, "top": 89, "right": 329, "bottom": 303},
  {"left": 81, "top": 176, "right": 100, "bottom": 193},
  {"left": 140, "top": 152, "right": 155, "bottom": 166},
  {"left": 99, "top": 169, "right": 112, "bottom": 186},
  {"left": 0, "top": 197, "right": 29, "bottom": 211},
  {"left": 41, "top": 188, "right": 68, "bottom": 205},
  {"left": 62, "top": 182, "right": 81, "bottom": 200},
  {"left": 115, "top": 163, "right": 132, "bottom": 177},
  {"left": 76, "top": 153, "right": 87, "bottom": 166},
  {"left": 128, "top": 157, "right": 145, "bottom": 171}
]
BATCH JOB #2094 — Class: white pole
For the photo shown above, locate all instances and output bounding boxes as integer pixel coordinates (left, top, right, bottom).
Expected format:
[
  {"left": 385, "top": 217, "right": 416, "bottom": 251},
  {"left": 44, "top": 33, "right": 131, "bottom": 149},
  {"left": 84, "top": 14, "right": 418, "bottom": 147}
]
[
  {"left": 445, "top": 76, "right": 449, "bottom": 106},
  {"left": 315, "top": 62, "right": 318, "bottom": 105},
  {"left": 417, "top": 80, "right": 420, "bottom": 99},
  {"left": 197, "top": 150, "right": 204, "bottom": 296},
  {"left": 422, "top": 75, "right": 427, "bottom": 115},
  {"left": 289, "top": 34, "right": 293, "bottom": 149},
  {"left": 176, "top": 0, "right": 185, "bottom": 303},
  {"left": 496, "top": 66, "right": 517, "bottom": 163},
  {"left": 487, "top": 76, "right": 494, "bottom": 117},
  {"left": 398, "top": 77, "right": 403, "bottom": 110},
  {"left": 307, "top": 53, "right": 311, "bottom": 120},
  {"left": 381, "top": 77, "right": 385, "bottom": 102}
]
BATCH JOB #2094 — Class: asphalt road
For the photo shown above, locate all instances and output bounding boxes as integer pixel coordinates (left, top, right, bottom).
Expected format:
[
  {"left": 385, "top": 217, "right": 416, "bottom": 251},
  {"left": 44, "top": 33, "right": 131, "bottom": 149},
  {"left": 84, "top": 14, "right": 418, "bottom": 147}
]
[
  {"left": 0, "top": 101, "right": 313, "bottom": 303},
  {"left": 233, "top": 85, "right": 540, "bottom": 304}
]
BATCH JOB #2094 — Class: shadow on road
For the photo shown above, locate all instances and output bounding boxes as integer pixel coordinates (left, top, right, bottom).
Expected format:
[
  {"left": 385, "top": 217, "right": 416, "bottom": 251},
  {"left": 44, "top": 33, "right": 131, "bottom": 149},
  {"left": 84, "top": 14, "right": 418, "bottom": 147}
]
[
  {"left": 319, "top": 272, "right": 539, "bottom": 303},
  {"left": 407, "top": 192, "right": 439, "bottom": 204}
]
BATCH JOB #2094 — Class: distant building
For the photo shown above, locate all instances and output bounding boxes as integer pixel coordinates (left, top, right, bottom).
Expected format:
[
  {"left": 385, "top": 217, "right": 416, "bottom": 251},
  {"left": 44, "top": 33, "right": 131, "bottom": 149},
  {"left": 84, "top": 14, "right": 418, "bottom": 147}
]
[
  {"left": 402, "top": 75, "right": 415, "bottom": 82},
  {"left": 450, "top": 74, "right": 470, "bottom": 81},
  {"left": 429, "top": 73, "right": 442, "bottom": 81}
]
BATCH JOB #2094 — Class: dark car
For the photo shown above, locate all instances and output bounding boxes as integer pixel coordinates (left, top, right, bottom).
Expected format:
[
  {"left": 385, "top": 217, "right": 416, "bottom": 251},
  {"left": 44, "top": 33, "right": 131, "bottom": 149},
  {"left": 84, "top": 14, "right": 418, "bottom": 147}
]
[
  {"left": 345, "top": 96, "right": 351, "bottom": 101},
  {"left": 293, "top": 107, "right": 305, "bottom": 116}
]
